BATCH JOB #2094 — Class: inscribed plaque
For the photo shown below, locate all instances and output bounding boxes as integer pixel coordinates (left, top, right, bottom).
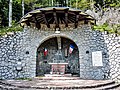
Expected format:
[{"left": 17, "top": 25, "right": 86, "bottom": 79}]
[{"left": 92, "top": 51, "right": 103, "bottom": 66}]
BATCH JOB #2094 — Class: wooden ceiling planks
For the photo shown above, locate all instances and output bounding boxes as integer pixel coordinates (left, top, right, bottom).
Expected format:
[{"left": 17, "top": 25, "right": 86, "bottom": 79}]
[{"left": 19, "top": 7, "right": 95, "bottom": 30}]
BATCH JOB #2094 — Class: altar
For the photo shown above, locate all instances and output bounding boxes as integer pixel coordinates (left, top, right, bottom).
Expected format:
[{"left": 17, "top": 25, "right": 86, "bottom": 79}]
[
  {"left": 48, "top": 49, "right": 68, "bottom": 75},
  {"left": 49, "top": 63, "right": 68, "bottom": 74}
]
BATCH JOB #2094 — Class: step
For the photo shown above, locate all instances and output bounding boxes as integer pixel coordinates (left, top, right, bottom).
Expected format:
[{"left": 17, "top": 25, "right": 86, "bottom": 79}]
[
  {"left": 6, "top": 80, "right": 115, "bottom": 89},
  {"left": 95, "top": 83, "right": 120, "bottom": 90},
  {"left": 45, "top": 74, "right": 72, "bottom": 77},
  {"left": 35, "top": 77, "right": 80, "bottom": 80},
  {"left": 35, "top": 74, "right": 80, "bottom": 80},
  {"left": 0, "top": 79, "right": 118, "bottom": 90},
  {"left": 0, "top": 84, "right": 18, "bottom": 90}
]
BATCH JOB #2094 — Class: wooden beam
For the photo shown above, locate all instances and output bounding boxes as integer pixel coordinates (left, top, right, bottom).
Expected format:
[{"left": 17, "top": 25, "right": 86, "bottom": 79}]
[
  {"left": 67, "top": 18, "right": 73, "bottom": 23},
  {"left": 41, "top": 10, "right": 50, "bottom": 28},
  {"left": 68, "top": 11, "right": 79, "bottom": 15},
  {"left": 34, "top": 16, "right": 41, "bottom": 29},
  {"left": 64, "top": 8, "right": 69, "bottom": 27},
  {"left": 75, "top": 12, "right": 79, "bottom": 28},
  {"left": 31, "top": 14, "right": 41, "bottom": 29},
  {"left": 53, "top": 8, "right": 59, "bottom": 29},
  {"left": 25, "top": 21, "right": 30, "bottom": 26}
]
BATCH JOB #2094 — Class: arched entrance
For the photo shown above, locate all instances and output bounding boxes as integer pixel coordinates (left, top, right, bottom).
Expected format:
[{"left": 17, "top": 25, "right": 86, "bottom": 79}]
[{"left": 36, "top": 36, "right": 79, "bottom": 76}]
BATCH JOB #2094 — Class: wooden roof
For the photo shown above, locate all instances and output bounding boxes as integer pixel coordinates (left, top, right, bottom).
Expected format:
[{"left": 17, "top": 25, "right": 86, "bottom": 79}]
[{"left": 20, "top": 7, "right": 96, "bottom": 30}]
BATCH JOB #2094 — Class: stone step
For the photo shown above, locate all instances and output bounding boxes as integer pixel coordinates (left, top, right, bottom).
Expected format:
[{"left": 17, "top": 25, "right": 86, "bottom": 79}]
[
  {"left": 35, "top": 77, "right": 80, "bottom": 80},
  {"left": 0, "top": 84, "right": 18, "bottom": 90},
  {"left": 77, "top": 81, "right": 120, "bottom": 90},
  {"left": 1, "top": 79, "right": 120, "bottom": 90},
  {"left": 45, "top": 74, "right": 72, "bottom": 77},
  {"left": 94, "top": 83, "right": 120, "bottom": 90}
]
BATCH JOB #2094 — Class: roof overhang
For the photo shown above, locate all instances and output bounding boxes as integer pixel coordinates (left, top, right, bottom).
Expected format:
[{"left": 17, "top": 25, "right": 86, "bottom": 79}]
[{"left": 19, "top": 7, "right": 96, "bottom": 30}]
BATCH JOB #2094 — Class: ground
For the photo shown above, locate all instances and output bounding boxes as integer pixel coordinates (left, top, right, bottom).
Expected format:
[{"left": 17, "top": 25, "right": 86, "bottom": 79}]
[{"left": 0, "top": 75, "right": 120, "bottom": 90}]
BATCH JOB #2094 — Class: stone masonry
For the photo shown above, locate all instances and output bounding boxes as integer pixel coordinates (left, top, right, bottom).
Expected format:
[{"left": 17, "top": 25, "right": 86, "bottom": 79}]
[{"left": 0, "top": 25, "right": 120, "bottom": 80}]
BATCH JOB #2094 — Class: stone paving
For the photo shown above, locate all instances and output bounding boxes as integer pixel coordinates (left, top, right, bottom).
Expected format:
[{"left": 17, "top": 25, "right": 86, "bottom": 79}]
[{"left": 0, "top": 76, "right": 120, "bottom": 90}]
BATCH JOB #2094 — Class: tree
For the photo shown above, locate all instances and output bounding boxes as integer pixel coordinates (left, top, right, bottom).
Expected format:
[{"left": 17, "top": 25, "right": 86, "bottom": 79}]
[
  {"left": 22, "top": 0, "right": 24, "bottom": 16},
  {"left": 9, "top": 0, "right": 12, "bottom": 27},
  {"left": 0, "top": 0, "right": 119, "bottom": 28},
  {"left": 12, "top": 0, "right": 22, "bottom": 22},
  {"left": 0, "top": 0, "right": 9, "bottom": 27}
]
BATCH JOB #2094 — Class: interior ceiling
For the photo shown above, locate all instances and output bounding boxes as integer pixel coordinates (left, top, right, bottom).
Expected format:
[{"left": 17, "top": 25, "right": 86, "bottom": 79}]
[{"left": 19, "top": 7, "right": 96, "bottom": 30}]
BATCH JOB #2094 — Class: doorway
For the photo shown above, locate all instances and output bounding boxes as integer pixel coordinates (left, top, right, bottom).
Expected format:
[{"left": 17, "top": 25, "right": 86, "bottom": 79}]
[{"left": 36, "top": 37, "right": 79, "bottom": 76}]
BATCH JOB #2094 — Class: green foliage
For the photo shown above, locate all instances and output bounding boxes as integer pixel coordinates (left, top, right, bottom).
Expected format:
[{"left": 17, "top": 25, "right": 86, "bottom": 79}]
[
  {"left": 94, "top": 0, "right": 120, "bottom": 8},
  {"left": 16, "top": 78, "right": 32, "bottom": 81},
  {"left": 0, "top": 0, "right": 9, "bottom": 27},
  {"left": 13, "top": 0, "right": 22, "bottom": 22},
  {"left": 24, "top": 0, "right": 37, "bottom": 4},
  {"left": 71, "top": 0, "right": 95, "bottom": 10},
  {"left": 73, "top": 0, "right": 89, "bottom": 9},
  {"left": 105, "top": 0, "right": 120, "bottom": 8},
  {"left": 93, "top": 23, "right": 120, "bottom": 35},
  {"left": 0, "top": 0, "right": 120, "bottom": 27},
  {"left": 0, "top": 25, "right": 23, "bottom": 35}
]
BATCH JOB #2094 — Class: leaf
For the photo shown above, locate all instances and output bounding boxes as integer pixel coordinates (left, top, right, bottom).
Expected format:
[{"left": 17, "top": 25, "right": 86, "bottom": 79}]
[{"left": 110, "top": 3, "right": 116, "bottom": 7}]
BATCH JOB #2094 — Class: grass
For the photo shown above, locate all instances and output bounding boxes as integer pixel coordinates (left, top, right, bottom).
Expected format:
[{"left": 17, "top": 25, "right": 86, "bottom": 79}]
[{"left": 16, "top": 78, "right": 32, "bottom": 81}]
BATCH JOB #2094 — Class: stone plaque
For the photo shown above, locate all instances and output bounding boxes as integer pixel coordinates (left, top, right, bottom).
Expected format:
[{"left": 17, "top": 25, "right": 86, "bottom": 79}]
[{"left": 92, "top": 51, "right": 103, "bottom": 66}]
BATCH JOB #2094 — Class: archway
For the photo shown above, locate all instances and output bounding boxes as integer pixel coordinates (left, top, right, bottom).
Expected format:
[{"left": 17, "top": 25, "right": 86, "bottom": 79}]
[{"left": 36, "top": 36, "right": 79, "bottom": 76}]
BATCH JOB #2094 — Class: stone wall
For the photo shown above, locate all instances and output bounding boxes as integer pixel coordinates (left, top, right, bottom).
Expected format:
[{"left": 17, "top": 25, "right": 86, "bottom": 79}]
[
  {"left": 0, "top": 32, "right": 24, "bottom": 79},
  {"left": 104, "top": 34, "right": 120, "bottom": 81},
  {"left": 0, "top": 25, "right": 120, "bottom": 80}
]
